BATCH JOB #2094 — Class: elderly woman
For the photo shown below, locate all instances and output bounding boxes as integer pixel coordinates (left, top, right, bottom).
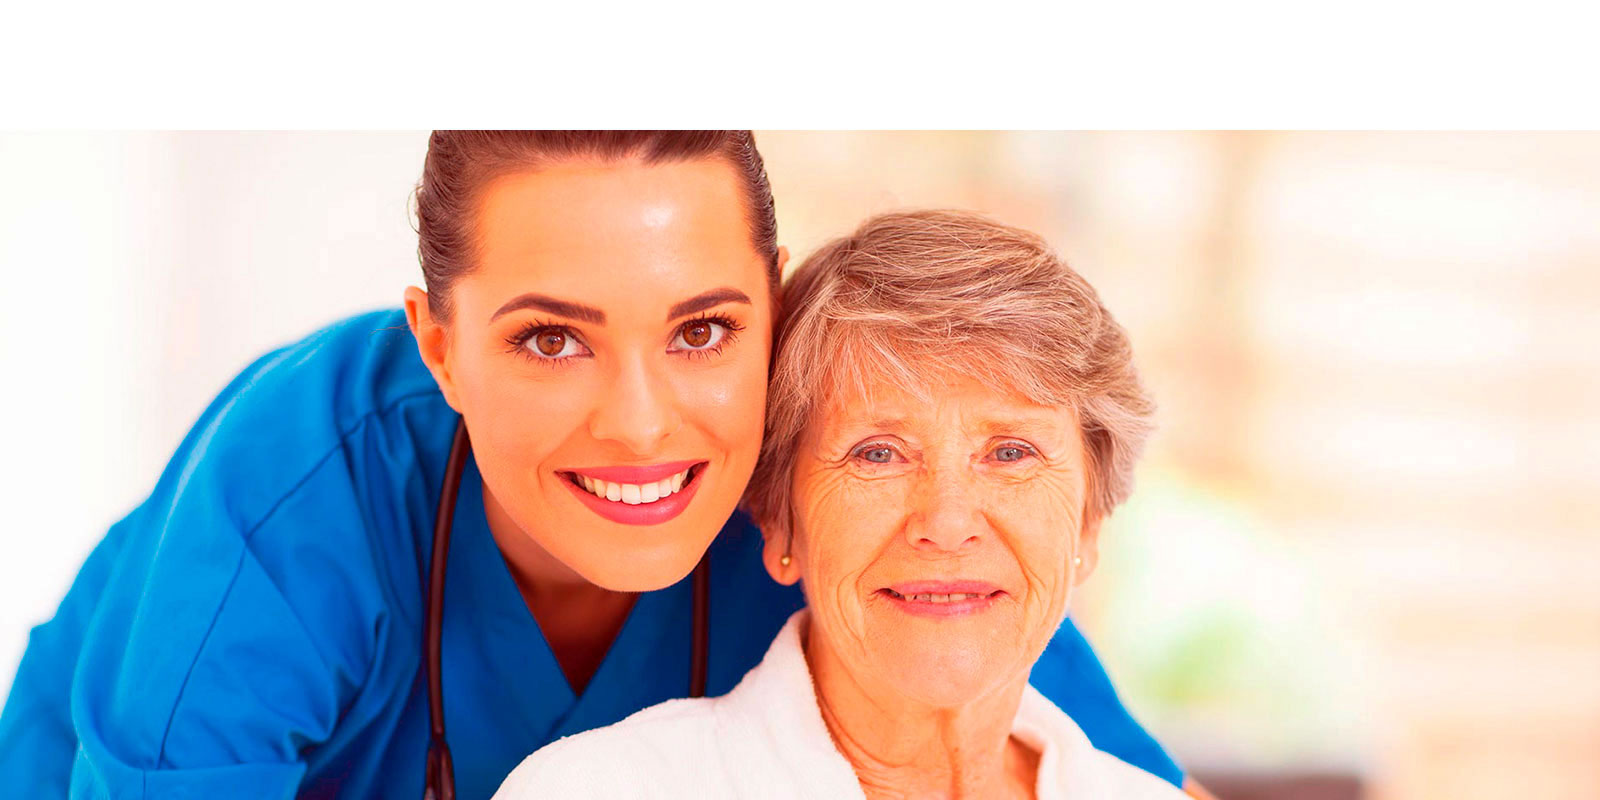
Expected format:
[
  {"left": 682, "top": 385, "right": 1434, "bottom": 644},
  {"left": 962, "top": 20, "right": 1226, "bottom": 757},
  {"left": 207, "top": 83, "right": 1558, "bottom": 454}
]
[{"left": 494, "top": 210, "right": 1187, "bottom": 799}]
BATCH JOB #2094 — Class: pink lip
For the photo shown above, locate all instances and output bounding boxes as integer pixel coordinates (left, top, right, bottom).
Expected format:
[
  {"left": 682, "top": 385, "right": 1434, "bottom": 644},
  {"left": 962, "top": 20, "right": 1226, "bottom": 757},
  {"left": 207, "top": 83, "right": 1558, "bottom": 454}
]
[
  {"left": 559, "top": 464, "right": 706, "bottom": 526},
  {"left": 567, "top": 460, "right": 703, "bottom": 484},
  {"left": 878, "top": 581, "right": 1005, "bottom": 619}
]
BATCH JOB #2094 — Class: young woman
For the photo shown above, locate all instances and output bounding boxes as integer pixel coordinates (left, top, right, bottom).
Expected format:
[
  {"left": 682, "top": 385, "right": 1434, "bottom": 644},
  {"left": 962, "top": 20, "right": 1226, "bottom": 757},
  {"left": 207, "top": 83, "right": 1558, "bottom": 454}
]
[{"left": 0, "top": 132, "right": 1186, "bottom": 799}]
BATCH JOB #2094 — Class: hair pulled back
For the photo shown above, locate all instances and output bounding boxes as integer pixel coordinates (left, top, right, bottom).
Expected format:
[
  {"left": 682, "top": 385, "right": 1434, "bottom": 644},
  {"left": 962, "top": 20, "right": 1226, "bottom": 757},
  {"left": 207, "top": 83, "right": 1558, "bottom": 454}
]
[{"left": 415, "top": 131, "right": 779, "bottom": 321}]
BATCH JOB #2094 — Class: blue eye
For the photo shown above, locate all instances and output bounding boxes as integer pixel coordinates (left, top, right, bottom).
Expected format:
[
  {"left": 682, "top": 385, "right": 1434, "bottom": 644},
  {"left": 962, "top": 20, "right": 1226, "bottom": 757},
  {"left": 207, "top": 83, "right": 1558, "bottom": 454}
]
[
  {"left": 852, "top": 444, "right": 897, "bottom": 464},
  {"left": 993, "top": 444, "right": 1032, "bottom": 462}
]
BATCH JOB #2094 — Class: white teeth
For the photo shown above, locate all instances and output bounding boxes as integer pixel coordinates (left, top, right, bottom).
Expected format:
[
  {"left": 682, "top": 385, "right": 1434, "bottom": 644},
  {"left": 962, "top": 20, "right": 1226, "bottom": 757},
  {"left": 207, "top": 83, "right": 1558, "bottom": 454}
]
[
  {"left": 575, "top": 467, "right": 694, "bottom": 505},
  {"left": 903, "top": 592, "right": 981, "bottom": 603}
]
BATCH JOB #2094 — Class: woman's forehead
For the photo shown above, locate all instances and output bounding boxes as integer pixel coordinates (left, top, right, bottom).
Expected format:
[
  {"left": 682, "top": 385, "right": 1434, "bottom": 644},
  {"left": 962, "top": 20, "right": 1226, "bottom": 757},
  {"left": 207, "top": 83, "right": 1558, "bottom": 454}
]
[
  {"left": 811, "top": 377, "right": 1078, "bottom": 440},
  {"left": 457, "top": 161, "right": 770, "bottom": 324},
  {"left": 476, "top": 161, "right": 759, "bottom": 271},
  {"left": 476, "top": 158, "right": 749, "bottom": 248}
]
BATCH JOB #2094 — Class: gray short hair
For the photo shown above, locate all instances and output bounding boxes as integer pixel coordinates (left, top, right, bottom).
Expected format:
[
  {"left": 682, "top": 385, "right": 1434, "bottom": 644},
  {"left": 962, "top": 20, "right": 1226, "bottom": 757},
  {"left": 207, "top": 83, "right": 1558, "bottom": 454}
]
[{"left": 743, "top": 209, "right": 1155, "bottom": 531}]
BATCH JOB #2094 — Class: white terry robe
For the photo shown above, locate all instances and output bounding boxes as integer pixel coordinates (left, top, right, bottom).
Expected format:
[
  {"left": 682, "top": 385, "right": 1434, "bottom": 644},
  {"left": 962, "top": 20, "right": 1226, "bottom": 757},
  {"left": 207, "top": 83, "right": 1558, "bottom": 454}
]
[{"left": 494, "top": 611, "right": 1187, "bottom": 799}]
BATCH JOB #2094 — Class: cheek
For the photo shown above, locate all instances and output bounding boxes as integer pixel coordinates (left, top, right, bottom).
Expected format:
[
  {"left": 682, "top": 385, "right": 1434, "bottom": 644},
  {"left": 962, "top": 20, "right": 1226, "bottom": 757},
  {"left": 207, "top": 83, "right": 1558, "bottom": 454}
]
[
  {"left": 992, "top": 479, "right": 1084, "bottom": 627},
  {"left": 799, "top": 476, "right": 903, "bottom": 607},
  {"left": 456, "top": 351, "right": 598, "bottom": 474},
  {"left": 674, "top": 355, "right": 769, "bottom": 459},
  {"left": 1004, "top": 491, "right": 1079, "bottom": 563},
  {"left": 994, "top": 468, "right": 1084, "bottom": 547}
]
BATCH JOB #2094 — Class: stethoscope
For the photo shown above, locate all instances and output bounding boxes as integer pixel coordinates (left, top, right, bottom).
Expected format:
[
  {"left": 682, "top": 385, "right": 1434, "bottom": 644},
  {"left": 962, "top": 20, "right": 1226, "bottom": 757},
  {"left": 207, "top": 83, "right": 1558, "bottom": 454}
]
[{"left": 423, "top": 418, "right": 712, "bottom": 800}]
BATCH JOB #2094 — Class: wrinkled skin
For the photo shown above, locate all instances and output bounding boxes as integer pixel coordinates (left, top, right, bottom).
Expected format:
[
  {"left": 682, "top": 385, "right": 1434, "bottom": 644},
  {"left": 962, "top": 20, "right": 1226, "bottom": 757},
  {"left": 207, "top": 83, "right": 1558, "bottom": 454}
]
[{"left": 766, "top": 375, "right": 1102, "bottom": 799}]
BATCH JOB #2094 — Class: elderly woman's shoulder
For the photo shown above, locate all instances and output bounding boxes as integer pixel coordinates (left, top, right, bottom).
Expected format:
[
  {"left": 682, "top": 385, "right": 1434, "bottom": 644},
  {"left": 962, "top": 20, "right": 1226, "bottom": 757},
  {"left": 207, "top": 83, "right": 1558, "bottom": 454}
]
[
  {"left": 1091, "top": 751, "right": 1193, "bottom": 798},
  {"left": 1018, "top": 685, "right": 1188, "bottom": 799},
  {"left": 492, "top": 697, "right": 729, "bottom": 799}
]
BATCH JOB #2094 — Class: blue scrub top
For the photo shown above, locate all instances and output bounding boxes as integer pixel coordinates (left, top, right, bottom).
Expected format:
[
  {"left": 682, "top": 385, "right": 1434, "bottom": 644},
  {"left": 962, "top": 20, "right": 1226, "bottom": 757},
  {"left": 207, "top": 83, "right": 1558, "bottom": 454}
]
[{"left": 0, "top": 310, "right": 1183, "bottom": 798}]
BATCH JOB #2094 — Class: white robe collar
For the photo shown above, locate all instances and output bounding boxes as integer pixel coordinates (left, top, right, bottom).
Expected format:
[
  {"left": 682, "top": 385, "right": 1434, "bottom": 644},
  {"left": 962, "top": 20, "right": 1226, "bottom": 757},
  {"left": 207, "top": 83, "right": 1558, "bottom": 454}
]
[{"left": 495, "top": 610, "right": 1185, "bottom": 799}]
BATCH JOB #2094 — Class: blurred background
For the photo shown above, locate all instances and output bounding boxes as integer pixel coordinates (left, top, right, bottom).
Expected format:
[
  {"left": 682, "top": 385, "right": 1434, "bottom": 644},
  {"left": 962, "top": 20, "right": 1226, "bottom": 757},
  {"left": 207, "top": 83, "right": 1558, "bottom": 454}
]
[{"left": 1, "top": 131, "right": 1596, "bottom": 799}]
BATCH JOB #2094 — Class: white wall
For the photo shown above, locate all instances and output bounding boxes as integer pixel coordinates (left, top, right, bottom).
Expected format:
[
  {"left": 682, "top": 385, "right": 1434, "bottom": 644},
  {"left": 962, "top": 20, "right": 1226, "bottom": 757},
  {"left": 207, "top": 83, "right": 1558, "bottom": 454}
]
[{"left": 0, "top": 132, "right": 429, "bottom": 697}]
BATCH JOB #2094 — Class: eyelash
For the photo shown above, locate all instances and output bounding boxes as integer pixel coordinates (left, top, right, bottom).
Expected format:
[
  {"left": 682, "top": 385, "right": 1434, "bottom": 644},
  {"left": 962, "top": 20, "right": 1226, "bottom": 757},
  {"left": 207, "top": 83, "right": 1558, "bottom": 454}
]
[
  {"left": 504, "top": 319, "right": 587, "bottom": 367},
  {"left": 672, "top": 313, "right": 744, "bottom": 360},
  {"left": 502, "top": 314, "right": 746, "bottom": 366}
]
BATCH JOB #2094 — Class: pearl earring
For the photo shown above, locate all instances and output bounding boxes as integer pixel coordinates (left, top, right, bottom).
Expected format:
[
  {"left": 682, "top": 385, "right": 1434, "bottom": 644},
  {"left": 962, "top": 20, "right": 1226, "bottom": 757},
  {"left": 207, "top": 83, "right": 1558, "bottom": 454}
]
[
  {"left": 1073, "top": 556, "right": 1083, "bottom": 566},
  {"left": 780, "top": 512, "right": 796, "bottom": 567}
]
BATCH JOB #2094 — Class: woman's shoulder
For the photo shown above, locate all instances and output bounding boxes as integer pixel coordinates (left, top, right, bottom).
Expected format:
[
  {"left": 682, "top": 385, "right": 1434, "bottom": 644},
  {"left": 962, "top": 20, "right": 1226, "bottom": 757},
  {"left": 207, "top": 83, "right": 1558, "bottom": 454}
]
[
  {"left": 85, "top": 309, "right": 452, "bottom": 691},
  {"left": 54, "top": 311, "right": 453, "bottom": 790},
  {"left": 197, "top": 309, "right": 443, "bottom": 463},
  {"left": 152, "top": 309, "right": 450, "bottom": 535},
  {"left": 137, "top": 305, "right": 453, "bottom": 603},
  {"left": 260, "top": 308, "right": 442, "bottom": 419}
]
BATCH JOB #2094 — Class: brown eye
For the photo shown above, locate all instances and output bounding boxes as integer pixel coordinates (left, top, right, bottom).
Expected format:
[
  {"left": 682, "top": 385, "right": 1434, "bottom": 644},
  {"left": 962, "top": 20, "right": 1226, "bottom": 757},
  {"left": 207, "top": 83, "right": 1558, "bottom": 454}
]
[
  {"left": 509, "top": 324, "right": 588, "bottom": 362},
  {"left": 669, "top": 317, "right": 733, "bottom": 353},
  {"left": 681, "top": 321, "right": 712, "bottom": 348},
  {"left": 535, "top": 330, "right": 567, "bottom": 356}
]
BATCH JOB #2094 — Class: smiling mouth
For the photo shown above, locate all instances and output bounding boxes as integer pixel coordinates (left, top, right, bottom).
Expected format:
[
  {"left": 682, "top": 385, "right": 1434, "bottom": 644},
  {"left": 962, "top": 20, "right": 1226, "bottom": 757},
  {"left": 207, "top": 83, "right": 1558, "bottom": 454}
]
[
  {"left": 563, "top": 463, "right": 706, "bottom": 506},
  {"left": 881, "top": 588, "right": 1004, "bottom": 603}
]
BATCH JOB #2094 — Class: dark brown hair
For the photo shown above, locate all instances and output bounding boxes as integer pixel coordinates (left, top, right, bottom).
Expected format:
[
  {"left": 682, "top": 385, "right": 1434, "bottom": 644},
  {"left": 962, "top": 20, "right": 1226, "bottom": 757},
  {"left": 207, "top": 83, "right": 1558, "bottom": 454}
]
[{"left": 415, "top": 131, "right": 780, "bottom": 321}]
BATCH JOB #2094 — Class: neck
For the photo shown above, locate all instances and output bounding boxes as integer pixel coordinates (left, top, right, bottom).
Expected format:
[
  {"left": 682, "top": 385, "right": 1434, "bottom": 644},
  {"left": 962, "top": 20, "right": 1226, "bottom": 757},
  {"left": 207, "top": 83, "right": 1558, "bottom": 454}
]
[
  {"left": 805, "top": 619, "right": 1038, "bottom": 800},
  {"left": 483, "top": 482, "right": 636, "bottom": 693}
]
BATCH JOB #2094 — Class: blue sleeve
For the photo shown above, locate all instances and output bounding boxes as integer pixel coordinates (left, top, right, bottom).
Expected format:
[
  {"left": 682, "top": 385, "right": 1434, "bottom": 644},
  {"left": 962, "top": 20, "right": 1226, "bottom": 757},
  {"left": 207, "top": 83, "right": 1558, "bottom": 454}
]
[
  {"left": 65, "top": 442, "right": 397, "bottom": 799},
  {"left": 2, "top": 313, "right": 436, "bottom": 799},
  {"left": 1029, "top": 616, "right": 1185, "bottom": 787},
  {"left": 35, "top": 345, "right": 409, "bottom": 800},
  {"left": 0, "top": 344, "right": 293, "bottom": 796},
  {"left": 0, "top": 515, "right": 132, "bottom": 797}
]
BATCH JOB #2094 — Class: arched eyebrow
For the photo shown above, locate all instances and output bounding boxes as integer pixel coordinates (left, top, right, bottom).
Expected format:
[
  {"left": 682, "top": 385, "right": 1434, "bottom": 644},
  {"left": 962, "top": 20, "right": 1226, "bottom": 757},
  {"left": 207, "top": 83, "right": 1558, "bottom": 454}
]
[
  {"left": 491, "top": 294, "right": 605, "bottom": 325},
  {"left": 667, "top": 287, "right": 751, "bottom": 321}
]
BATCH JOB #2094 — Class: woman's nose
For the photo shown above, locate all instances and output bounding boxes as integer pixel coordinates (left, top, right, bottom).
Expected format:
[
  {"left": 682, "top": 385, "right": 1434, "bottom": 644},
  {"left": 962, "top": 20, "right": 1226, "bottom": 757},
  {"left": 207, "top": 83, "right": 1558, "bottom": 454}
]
[
  {"left": 903, "top": 475, "right": 984, "bottom": 553},
  {"left": 587, "top": 357, "right": 682, "bottom": 456}
]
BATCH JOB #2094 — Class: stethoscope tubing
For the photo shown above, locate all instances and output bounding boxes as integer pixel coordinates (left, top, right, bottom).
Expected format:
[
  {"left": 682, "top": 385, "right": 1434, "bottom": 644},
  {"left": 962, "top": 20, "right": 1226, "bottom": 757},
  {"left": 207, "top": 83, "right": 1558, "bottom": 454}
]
[{"left": 424, "top": 418, "right": 471, "bottom": 800}]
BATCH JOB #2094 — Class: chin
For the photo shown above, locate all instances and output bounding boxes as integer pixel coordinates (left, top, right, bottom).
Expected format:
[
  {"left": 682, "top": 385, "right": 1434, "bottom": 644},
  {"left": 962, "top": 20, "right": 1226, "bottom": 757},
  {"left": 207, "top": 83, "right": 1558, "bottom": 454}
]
[
  {"left": 567, "top": 524, "right": 717, "bottom": 593},
  {"left": 584, "top": 560, "right": 698, "bottom": 593},
  {"left": 869, "top": 634, "right": 1014, "bottom": 709}
]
